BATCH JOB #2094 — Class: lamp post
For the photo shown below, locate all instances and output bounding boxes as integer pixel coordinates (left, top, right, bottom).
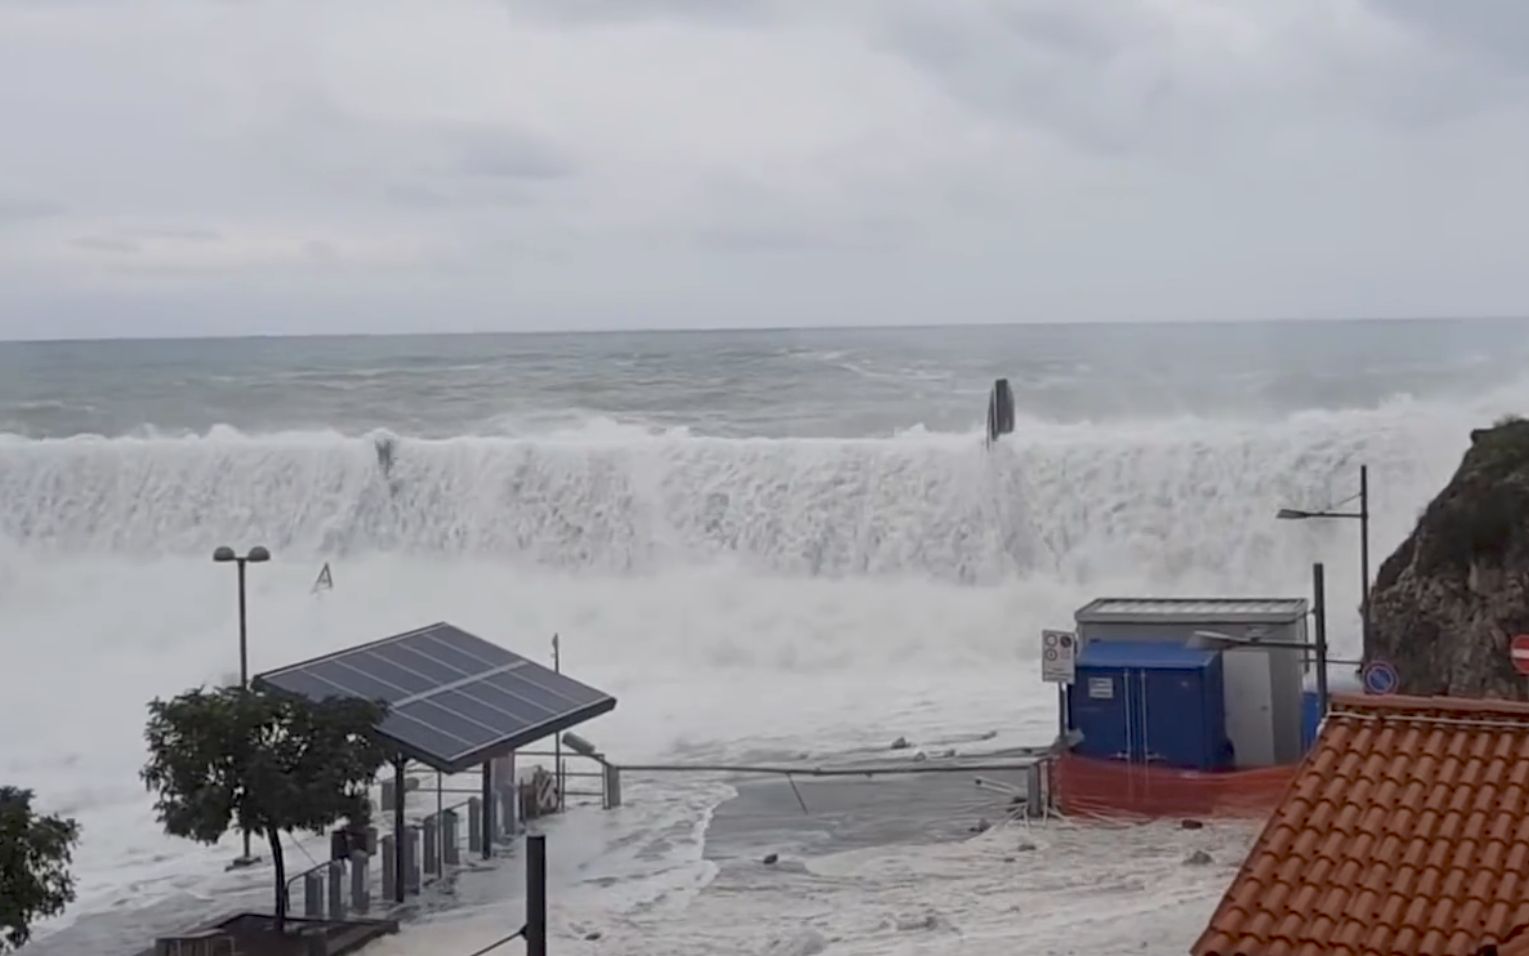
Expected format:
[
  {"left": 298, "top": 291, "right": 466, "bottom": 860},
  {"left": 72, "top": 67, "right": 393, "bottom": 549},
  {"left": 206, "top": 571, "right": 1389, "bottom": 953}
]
[
  {"left": 1277, "top": 464, "right": 1370, "bottom": 655},
  {"left": 213, "top": 544, "right": 271, "bottom": 868}
]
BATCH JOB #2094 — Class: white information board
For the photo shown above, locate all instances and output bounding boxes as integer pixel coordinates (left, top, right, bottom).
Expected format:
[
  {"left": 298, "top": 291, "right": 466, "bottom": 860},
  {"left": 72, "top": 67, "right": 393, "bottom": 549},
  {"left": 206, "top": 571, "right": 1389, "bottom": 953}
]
[{"left": 1041, "top": 629, "right": 1077, "bottom": 684}]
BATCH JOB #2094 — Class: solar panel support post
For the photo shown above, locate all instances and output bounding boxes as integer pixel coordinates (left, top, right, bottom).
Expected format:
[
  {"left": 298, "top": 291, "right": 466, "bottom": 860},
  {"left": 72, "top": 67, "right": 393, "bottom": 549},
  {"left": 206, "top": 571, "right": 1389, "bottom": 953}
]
[
  {"left": 481, "top": 760, "right": 493, "bottom": 860},
  {"left": 526, "top": 834, "right": 547, "bottom": 956},
  {"left": 393, "top": 756, "right": 407, "bottom": 904},
  {"left": 553, "top": 634, "right": 563, "bottom": 813}
]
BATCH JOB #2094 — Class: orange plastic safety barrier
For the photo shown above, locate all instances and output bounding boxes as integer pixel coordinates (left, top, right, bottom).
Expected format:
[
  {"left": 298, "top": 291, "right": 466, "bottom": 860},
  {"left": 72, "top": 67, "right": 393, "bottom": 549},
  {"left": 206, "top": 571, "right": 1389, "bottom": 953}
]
[{"left": 1054, "top": 753, "right": 1297, "bottom": 819}]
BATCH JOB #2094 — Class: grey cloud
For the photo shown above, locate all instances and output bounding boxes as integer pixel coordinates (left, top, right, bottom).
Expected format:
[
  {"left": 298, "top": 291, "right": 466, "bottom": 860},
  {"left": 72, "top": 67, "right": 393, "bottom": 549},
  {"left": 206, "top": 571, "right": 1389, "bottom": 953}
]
[
  {"left": 70, "top": 235, "right": 140, "bottom": 254},
  {"left": 124, "top": 226, "right": 222, "bottom": 242},
  {"left": 1379, "top": 0, "right": 1529, "bottom": 67},
  {"left": 503, "top": 0, "right": 770, "bottom": 26},
  {"left": 452, "top": 130, "right": 573, "bottom": 181},
  {"left": 0, "top": 196, "right": 63, "bottom": 222}
]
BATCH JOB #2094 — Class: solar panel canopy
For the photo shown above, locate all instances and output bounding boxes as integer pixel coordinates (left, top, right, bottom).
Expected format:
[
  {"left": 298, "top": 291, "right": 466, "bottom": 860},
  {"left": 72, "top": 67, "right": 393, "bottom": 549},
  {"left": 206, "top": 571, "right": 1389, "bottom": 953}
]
[{"left": 255, "top": 622, "right": 616, "bottom": 773}]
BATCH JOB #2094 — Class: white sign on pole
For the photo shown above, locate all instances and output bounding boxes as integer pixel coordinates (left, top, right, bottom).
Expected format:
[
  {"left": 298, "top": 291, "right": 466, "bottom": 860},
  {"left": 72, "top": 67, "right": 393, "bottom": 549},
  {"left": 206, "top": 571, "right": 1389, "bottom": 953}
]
[{"left": 1041, "top": 629, "right": 1077, "bottom": 684}]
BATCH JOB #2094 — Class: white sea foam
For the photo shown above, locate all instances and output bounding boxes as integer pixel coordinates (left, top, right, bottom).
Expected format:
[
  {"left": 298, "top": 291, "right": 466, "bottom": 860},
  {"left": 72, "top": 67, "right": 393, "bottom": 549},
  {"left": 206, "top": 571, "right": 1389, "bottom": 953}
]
[{"left": 4, "top": 379, "right": 1525, "bottom": 951}]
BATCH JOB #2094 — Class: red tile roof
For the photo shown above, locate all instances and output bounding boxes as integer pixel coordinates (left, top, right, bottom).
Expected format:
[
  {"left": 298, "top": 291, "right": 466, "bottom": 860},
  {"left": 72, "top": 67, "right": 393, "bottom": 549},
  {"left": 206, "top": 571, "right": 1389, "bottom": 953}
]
[{"left": 1193, "top": 693, "right": 1529, "bottom": 956}]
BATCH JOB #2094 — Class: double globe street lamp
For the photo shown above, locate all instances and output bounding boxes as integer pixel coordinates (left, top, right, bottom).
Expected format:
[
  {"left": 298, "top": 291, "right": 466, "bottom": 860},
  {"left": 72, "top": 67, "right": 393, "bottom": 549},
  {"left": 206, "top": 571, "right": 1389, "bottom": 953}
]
[{"left": 213, "top": 544, "right": 271, "bottom": 868}]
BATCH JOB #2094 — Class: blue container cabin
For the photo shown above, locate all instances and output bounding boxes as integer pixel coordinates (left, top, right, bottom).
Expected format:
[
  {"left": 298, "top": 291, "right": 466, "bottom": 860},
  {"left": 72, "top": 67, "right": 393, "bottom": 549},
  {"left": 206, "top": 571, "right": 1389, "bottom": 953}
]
[{"left": 1068, "top": 641, "right": 1234, "bottom": 772}]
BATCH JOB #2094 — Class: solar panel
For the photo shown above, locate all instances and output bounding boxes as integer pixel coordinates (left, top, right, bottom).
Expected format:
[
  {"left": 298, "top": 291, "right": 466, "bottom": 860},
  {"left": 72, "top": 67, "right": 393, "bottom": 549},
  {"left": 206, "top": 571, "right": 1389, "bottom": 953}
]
[{"left": 254, "top": 622, "right": 617, "bottom": 773}]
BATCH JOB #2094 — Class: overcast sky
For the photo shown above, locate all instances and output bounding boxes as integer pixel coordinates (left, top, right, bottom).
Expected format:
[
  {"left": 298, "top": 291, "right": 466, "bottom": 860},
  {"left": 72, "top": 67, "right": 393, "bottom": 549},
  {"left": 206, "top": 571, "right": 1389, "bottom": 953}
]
[{"left": 2, "top": 0, "right": 1528, "bottom": 338}]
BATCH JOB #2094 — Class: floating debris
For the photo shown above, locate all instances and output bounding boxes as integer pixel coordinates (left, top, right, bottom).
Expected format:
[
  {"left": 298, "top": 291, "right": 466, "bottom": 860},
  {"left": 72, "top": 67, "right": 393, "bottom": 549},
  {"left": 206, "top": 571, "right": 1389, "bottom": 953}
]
[
  {"left": 1184, "top": 850, "right": 1214, "bottom": 866},
  {"left": 890, "top": 736, "right": 911, "bottom": 750}
]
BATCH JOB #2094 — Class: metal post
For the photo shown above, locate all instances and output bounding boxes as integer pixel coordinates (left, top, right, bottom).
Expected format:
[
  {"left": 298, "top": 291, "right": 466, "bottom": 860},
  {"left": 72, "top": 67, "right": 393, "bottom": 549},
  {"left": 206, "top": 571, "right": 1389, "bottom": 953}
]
[
  {"left": 467, "top": 797, "right": 482, "bottom": 853},
  {"left": 526, "top": 834, "right": 547, "bottom": 956},
  {"left": 328, "top": 861, "right": 345, "bottom": 918},
  {"left": 380, "top": 836, "right": 396, "bottom": 901},
  {"left": 405, "top": 826, "right": 420, "bottom": 894},
  {"left": 423, "top": 817, "right": 438, "bottom": 877},
  {"left": 350, "top": 849, "right": 370, "bottom": 913},
  {"left": 1314, "top": 562, "right": 1329, "bottom": 716},
  {"left": 393, "top": 757, "right": 406, "bottom": 904},
  {"left": 236, "top": 558, "right": 252, "bottom": 863},
  {"left": 553, "top": 635, "right": 563, "bottom": 812},
  {"left": 304, "top": 872, "right": 323, "bottom": 918},
  {"left": 481, "top": 761, "right": 493, "bottom": 860},
  {"left": 443, "top": 810, "right": 460, "bottom": 866},
  {"left": 237, "top": 559, "right": 249, "bottom": 689},
  {"left": 1359, "top": 464, "right": 1371, "bottom": 657}
]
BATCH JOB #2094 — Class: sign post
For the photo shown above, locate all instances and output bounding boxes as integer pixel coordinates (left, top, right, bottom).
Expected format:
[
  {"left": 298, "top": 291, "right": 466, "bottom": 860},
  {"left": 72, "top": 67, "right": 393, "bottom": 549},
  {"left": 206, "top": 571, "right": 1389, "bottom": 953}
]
[{"left": 1042, "top": 629, "right": 1078, "bottom": 737}]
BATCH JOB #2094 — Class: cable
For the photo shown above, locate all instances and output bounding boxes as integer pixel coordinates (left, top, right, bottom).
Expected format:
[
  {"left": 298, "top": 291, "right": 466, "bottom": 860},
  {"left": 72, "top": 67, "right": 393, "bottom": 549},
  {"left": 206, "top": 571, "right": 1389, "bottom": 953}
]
[{"left": 463, "top": 927, "right": 526, "bottom": 956}]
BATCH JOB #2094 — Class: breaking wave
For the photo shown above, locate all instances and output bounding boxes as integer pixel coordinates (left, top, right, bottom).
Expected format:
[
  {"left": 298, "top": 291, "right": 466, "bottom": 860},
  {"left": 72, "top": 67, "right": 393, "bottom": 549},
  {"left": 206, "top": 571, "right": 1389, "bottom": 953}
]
[{"left": 0, "top": 388, "right": 1499, "bottom": 585}]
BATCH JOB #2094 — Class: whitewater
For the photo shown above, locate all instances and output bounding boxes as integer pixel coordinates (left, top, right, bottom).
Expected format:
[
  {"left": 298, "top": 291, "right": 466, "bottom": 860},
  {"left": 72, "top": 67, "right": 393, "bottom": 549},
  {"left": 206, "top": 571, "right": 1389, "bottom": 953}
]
[{"left": 2, "top": 322, "right": 1526, "bottom": 954}]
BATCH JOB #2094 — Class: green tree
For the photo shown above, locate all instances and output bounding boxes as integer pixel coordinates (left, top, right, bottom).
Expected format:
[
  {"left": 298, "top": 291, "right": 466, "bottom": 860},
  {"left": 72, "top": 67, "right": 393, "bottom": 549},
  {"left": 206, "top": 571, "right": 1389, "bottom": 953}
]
[
  {"left": 0, "top": 787, "right": 80, "bottom": 951},
  {"left": 141, "top": 688, "right": 389, "bottom": 930}
]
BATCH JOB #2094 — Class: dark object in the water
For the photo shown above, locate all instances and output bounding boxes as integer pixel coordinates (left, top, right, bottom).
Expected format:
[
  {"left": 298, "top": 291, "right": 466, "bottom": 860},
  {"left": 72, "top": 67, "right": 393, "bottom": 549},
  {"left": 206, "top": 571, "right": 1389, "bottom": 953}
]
[
  {"left": 969, "top": 818, "right": 991, "bottom": 834},
  {"left": 987, "top": 378, "right": 1015, "bottom": 444},
  {"left": 585, "top": 931, "right": 603, "bottom": 941},
  {"left": 1184, "top": 850, "right": 1214, "bottom": 866},
  {"left": 763, "top": 853, "right": 779, "bottom": 865},
  {"left": 890, "top": 736, "right": 911, "bottom": 750},
  {"left": 1181, "top": 819, "right": 1205, "bottom": 830}
]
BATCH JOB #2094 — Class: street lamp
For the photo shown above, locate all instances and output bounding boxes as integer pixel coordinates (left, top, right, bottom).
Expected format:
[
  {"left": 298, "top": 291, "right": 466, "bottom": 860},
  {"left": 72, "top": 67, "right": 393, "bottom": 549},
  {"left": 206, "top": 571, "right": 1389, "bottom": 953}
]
[
  {"left": 1277, "top": 465, "right": 1370, "bottom": 655},
  {"left": 213, "top": 544, "right": 270, "bottom": 868}
]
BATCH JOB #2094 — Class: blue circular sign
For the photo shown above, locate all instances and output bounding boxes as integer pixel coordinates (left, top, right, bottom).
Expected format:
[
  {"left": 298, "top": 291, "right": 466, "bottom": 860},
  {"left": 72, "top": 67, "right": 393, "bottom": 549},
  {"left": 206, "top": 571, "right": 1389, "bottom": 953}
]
[{"left": 1362, "top": 660, "right": 1399, "bottom": 695}]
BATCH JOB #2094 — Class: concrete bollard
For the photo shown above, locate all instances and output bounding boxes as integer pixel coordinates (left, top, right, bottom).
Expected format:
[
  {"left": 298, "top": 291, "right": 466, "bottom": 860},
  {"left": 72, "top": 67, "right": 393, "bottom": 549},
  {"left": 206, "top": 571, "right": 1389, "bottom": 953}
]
[
  {"left": 380, "top": 836, "right": 396, "bottom": 901},
  {"left": 304, "top": 872, "right": 324, "bottom": 919},
  {"left": 423, "top": 817, "right": 439, "bottom": 877},
  {"left": 498, "top": 790, "right": 517, "bottom": 840},
  {"left": 350, "top": 850, "right": 370, "bottom": 914},
  {"left": 328, "top": 862, "right": 345, "bottom": 919},
  {"left": 467, "top": 798, "right": 482, "bottom": 853},
  {"left": 605, "top": 764, "right": 622, "bottom": 809},
  {"left": 443, "top": 810, "right": 460, "bottom": 866},
  {"left": 405, "top": 826, "right": 421, "bottom": 894}
]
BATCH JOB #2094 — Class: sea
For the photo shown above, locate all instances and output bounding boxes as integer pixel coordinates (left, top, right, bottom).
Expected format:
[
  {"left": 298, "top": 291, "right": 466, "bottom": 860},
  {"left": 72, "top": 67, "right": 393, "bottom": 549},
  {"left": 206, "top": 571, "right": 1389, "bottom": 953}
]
[{"left": 2, "top": 318, "right": 1527, "bottom": 954}]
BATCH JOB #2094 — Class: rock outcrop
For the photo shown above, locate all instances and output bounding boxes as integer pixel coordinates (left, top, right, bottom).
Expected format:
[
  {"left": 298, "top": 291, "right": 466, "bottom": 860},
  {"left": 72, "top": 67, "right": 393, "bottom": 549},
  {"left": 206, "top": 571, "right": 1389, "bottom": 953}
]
[{"left": 1370, "top": 418, "right": 1529, "bottom": 698}]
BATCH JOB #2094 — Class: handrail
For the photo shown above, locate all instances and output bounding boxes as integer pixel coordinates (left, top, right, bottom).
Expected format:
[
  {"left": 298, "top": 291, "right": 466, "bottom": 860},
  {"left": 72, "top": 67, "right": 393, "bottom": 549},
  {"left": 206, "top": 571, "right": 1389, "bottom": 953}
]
[{"left": 284, "top": 856, "right": 344, "bottom": 900}]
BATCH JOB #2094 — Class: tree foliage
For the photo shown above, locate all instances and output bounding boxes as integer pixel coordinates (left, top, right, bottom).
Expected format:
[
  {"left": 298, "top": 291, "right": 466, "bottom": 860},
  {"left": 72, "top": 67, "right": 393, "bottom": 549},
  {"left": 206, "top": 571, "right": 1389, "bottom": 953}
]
[
  {"left": 0, "top": 787, "right": 80, "bottom": 951},
  {"left": 141, "top": 687, "right": 389, "bottom": 928}
]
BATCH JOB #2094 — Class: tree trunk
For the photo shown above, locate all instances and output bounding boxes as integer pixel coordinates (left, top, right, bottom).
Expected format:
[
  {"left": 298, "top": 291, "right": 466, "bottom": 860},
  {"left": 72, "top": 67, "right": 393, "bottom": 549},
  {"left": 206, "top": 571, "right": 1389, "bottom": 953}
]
[{"left": 267, "top": 828, "right": 287, "bottom": 933}]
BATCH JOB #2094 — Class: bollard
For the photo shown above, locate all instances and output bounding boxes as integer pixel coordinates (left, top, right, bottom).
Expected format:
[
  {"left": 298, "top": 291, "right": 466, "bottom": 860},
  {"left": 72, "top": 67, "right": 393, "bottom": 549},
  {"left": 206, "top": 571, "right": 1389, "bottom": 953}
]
[
  {"left": 328, "top": 861, "right": 345, "bottom": 919},
  {"left": 380, "top": 836, "right": 396, "bottom": 901},
  {"left": 350, "top": 850, "right": 370, "bottom": 914},
  {"left": 498, "top": 790, "right": 517, "bottom": 840},
  {"left": 605, "top": 764, "right": 622, "bottom": 809},
  {"left": 443, "top": 810, "right": 460, "bottom": 866},
  {"left": 467, "top": 798, "right": 482, "bottom": 853},
  {"left": 405, "top": 826, "right": 421, "bottom": 894},
  {"left": 304, "top": 872, "right": 324, "bottom": 919},
  {"left": 423, "top": 817, "right": 439, "bottom": 877}
]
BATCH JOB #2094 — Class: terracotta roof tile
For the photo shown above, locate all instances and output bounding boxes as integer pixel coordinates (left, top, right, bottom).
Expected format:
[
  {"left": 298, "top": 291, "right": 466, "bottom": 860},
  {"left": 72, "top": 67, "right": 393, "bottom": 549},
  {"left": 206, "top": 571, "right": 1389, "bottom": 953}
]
[{"left": 1192, "top": 693, "right": 1529, "bottom": 956}]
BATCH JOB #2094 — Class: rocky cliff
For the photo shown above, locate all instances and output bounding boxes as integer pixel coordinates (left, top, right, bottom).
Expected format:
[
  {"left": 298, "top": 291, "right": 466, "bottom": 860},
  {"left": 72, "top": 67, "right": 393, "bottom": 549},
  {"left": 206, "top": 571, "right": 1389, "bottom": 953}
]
[{"left": 1370, "top": 418, "right": 1529, "bottom": 698}]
